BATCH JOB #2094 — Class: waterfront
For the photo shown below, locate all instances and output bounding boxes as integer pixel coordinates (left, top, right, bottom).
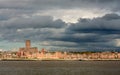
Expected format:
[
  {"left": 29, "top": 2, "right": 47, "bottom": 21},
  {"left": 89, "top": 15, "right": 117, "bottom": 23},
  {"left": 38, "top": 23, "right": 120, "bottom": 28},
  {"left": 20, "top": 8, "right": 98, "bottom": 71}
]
[
  {"left": 1, "top": 40, "right": 120, "bottom": 60},
  {"left": 0, "top": 61, "right": 120, "bottom": 75}
]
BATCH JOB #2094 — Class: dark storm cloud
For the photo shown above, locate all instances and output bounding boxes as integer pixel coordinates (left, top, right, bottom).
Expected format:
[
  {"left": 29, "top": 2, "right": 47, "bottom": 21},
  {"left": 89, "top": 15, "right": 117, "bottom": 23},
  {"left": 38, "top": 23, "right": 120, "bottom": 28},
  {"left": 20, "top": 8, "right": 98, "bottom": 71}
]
[
  {"left": 0, "top": 0, "right": 119, "bottom": 11},
  {"left": 1, "top": 16, "right": 66, "bottom": 29},
  {"left": 0, "top": 0, "right": 120, "bottom": 50},
  {"left": 102, "top": 13, "right": 120, "bottom": 20},
  {"left": 0, "top": 0, "right": 120, "bottom": 24},
  {"left": 1, "top": 13, "right": 120, "bottom": 50},
  {"left": 0, "top": 15, "right": 66, "bottom": 42},
  {"left": 43, "top": 13, "right": 120, "bottom": 48},
  {"left": 67, "top": 13, "right": 120, "bottom": 34}
]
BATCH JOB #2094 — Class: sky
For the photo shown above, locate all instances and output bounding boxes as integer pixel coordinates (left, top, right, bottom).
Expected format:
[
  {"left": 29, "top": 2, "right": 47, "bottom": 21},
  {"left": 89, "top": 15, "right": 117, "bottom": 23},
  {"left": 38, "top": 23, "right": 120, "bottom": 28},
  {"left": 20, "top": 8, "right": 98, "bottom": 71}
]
[{"left": 0, "top": 0, "right": 120, "bottom": 51}]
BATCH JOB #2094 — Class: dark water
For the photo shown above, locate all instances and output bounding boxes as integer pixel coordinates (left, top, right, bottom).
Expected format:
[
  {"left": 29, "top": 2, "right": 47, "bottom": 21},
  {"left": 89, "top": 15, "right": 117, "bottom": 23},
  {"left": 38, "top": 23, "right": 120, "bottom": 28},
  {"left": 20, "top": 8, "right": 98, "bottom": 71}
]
[{"left": 0, "top": 61, "right": 120, "bottom": 75}]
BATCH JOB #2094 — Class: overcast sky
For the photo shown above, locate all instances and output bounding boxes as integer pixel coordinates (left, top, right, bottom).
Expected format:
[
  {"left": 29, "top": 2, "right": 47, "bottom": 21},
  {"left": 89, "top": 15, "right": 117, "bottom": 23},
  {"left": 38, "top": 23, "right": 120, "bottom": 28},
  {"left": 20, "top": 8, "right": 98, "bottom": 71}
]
[{"left": 0, "top": 0, "right": 120, "bottom": 51}]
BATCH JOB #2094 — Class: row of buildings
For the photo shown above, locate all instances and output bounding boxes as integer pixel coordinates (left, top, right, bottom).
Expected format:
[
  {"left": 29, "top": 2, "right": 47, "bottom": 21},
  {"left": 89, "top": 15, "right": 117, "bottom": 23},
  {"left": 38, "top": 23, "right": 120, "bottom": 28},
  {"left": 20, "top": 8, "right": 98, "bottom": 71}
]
[{"left": 1, "top": 40, "right": 120, "bottom": 60}]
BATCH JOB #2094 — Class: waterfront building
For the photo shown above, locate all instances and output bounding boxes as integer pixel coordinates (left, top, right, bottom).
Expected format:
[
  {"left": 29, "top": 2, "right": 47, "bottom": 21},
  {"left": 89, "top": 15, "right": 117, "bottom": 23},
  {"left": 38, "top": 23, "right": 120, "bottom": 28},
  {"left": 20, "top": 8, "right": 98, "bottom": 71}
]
[
  {"left": 117, "top": 53, "right": 120, "bottom": 59},
  {"left": 18, "top": 40, "right": 38, "bottom": 58},
  {"left": 1, "top": 40, "right": 120, "bottom": 60}
]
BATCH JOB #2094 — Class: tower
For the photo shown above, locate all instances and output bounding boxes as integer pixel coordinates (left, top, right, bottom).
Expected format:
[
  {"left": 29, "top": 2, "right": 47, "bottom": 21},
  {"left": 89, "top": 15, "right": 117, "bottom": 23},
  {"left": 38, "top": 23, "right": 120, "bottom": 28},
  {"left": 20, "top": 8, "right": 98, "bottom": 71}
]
[
  {"left": 19, "top": 40, "right": 38, "bottom": 58},
  {"left": 26, "top": 40, "right": 31, "bottom": 48}
]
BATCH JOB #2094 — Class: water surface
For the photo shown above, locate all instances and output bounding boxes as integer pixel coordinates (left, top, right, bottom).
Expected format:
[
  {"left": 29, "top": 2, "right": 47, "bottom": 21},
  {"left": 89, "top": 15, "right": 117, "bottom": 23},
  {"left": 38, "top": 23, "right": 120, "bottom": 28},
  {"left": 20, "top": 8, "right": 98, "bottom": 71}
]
[{"left": 0, "top": 61, "right": 120, "bottom": 75}]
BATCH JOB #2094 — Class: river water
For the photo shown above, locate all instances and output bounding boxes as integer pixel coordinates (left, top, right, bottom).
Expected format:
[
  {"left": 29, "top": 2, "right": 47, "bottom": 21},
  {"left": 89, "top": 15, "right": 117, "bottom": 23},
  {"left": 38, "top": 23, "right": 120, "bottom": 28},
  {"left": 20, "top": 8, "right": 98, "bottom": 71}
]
[{"left": 0, "top": 61, "right": 120, "bottom": 75}]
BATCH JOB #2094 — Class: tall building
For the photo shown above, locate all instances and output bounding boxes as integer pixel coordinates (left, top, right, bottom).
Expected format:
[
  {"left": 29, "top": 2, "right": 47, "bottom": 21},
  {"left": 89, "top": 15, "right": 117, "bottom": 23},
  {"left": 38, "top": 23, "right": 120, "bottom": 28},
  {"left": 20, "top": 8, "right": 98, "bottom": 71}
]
[
  {"left": 18, "top": 40, "right": 38, "bottom": 58},
  {"left": 26, "top": 40, "right": 31, "bottom": 49}
]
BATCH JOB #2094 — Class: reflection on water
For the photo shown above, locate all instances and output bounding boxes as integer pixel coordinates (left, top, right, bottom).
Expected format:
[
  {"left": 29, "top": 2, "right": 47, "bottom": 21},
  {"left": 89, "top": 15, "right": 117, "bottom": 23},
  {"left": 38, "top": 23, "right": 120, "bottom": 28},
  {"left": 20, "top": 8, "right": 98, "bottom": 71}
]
[{"left": 0, "top": 61, "right": 120, "bottom": 75}]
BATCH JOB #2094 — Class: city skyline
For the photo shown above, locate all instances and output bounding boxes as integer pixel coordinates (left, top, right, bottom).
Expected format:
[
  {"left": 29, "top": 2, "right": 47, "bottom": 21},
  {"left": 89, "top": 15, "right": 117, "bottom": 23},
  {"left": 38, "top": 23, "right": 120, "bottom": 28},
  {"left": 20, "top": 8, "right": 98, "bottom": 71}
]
[
  {"left": 1, "top": 40, "right": 120, "bottom": 61},
  {"left": 0, "top": 0, "right": 120, "bottom": 51}
]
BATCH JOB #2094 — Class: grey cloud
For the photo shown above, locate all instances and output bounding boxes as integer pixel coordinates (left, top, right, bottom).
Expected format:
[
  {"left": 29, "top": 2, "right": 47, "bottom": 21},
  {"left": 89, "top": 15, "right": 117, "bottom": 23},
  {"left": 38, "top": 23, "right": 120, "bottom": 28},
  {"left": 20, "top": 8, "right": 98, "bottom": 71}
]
[
  {"left": 40, "top": 41, "right": 79, "bottom": 47},
  {"left": 0, "top": 0, "right": 120, "bottom": 51},
  {"left": 0, "top": 0, "right": 119, "bottom": 23},
  {"left": 0, "top": 15, "right": 66, "bottom": 42},
  {"left": 2, "top": 13, "right": 120, "bottom": 50},
  {"left": 67, "top": 13, "right": 120, "bottom": 34},
  {"left": 0, "top": 0, "right": 119, "bottom": 11},
  {"left": 102, "top": 13, "right": 120, "bottom": 20},
  {"left": 63, "top": 13, "right": 120, "bottom": 45},
  {"left": 1, "top": 16, "right": 66, "bottom": 29},
  {"left": 42, "top": 13, "right": 120, "bottom": 49}
]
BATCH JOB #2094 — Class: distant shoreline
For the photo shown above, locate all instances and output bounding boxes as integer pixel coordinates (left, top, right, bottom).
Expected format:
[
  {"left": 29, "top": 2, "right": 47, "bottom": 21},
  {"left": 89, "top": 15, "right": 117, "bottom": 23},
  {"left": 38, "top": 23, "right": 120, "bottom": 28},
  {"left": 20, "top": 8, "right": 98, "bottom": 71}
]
[{"left": 1, "top": 59, "right": 120, "bottom": 61}]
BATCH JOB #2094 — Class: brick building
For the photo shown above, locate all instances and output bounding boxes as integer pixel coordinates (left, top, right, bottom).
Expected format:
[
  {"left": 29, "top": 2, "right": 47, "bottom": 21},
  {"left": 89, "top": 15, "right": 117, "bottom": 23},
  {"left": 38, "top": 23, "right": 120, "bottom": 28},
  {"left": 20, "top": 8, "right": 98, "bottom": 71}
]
[{"left": 18, "top": 40, "right": 38, "bottom": 58}]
